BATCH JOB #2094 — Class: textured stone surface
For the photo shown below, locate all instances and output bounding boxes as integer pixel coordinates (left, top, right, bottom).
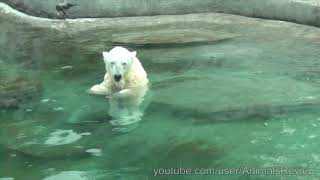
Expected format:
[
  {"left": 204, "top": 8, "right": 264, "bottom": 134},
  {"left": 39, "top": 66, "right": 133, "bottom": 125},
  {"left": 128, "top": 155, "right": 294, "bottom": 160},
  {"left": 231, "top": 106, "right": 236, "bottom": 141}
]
[
  {"left": 2, "top": 4, "right": 320, "bottom": 179},
  {"left": 0, "top": 78, "right": 41, "bottom": 109},
  {"left": 1, "top": 2, "right": 320, "bottom": 116},
  {"left": 1, "top": 0, "right": 320, "bottom": 27},
  {"left": 0, "top": 63, "right": 42, "bottom": 109}
]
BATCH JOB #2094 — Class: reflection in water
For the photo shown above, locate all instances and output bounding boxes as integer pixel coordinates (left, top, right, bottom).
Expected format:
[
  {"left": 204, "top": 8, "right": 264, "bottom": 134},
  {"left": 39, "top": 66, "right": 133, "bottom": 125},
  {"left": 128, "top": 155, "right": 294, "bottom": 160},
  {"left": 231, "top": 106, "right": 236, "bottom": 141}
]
[
  {"left": 3, "top": 3, "right": 320, "bottom": 179},
  {"left": 108, "top": 86, "right": 149, "bottom": 131},
  {"left": 43, "top": 171, "right": 87, "bottom": 180},
  {"left": 44, "top": 130, "right": 91, "bottom": 146},
  {"left": 85, "top": 148, "right": 102, "bottom": 157},
  {"left": 89, "top": 47, "right": 150, "bottom": 131}
]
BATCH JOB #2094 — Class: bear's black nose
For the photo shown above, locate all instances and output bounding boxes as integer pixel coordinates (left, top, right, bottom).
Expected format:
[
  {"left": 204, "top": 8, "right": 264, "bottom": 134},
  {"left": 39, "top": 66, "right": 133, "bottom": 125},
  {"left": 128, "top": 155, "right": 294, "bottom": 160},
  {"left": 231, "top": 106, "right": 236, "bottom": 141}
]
[{"left": 114, "top": 74, "right": 122, "bottom": 82}]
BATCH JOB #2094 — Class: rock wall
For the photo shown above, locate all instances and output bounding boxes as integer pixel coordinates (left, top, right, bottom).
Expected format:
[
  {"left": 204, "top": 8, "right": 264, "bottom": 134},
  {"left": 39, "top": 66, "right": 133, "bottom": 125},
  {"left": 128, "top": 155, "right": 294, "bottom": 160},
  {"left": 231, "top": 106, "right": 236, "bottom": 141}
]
[
  {"left": 1, "top": 2, "right": 320, "bottom": 114},
  {"left": 1, "top": 0, "right": 320, "bottom": 26}
]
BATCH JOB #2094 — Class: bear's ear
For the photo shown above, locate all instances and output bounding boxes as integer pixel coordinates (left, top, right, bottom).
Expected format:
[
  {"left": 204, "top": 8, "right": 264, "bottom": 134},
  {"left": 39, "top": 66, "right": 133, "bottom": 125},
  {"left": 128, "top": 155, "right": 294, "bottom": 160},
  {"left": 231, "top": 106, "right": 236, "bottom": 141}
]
[
  {"left": 102, "top": 51, "right": 109, "bottom": 62},
  {"left": 130, "top": 51, "right": 137, "bottom": 58},
  {"left": 102, "top": 51, "right": 109, "bottom": 58}
]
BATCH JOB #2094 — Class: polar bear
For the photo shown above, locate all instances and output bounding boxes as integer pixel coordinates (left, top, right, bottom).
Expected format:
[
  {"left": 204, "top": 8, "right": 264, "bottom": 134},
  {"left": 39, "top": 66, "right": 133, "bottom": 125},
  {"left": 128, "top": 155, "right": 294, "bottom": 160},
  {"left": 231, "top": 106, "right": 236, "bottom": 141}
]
[{"left": 89, "top": 46, "right": 149, "bottom": 126}]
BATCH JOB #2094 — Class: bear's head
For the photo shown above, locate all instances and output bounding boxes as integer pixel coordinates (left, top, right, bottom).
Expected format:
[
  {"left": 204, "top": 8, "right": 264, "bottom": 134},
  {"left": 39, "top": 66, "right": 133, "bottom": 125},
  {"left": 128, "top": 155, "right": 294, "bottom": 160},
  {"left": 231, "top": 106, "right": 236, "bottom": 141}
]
[{"left": 102, "top": 46, "right": 137, "bottom": 83}]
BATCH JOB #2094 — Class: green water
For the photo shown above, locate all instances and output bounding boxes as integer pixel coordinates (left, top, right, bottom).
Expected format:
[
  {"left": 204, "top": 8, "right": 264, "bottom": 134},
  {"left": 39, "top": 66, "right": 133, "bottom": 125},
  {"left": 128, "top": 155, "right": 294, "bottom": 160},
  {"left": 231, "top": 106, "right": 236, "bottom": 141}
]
[
  {"left": 1, "top": 44, "right": 320, "bottom": 180},
  {"left": 1, "top": 12, "right": 320, "bottom": 180}
]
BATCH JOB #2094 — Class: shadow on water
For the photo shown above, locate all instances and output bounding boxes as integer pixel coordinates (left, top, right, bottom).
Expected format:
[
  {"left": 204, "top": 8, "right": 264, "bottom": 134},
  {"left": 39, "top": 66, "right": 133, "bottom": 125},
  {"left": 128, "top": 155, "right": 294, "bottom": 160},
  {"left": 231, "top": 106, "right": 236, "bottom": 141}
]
[
  {"left": 100, "top": 137, "right": 225, "bottom": 180},
  {"left": 147, "top": 101, "right": 320, "bottom": 124}
]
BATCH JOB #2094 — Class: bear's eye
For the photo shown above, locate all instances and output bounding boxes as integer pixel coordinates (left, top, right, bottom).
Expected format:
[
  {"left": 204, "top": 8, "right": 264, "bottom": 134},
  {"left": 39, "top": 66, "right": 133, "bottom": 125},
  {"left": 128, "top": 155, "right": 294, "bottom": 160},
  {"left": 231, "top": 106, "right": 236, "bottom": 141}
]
[{"left": 122, "top": 62, "right": 127, "bottom": 66}]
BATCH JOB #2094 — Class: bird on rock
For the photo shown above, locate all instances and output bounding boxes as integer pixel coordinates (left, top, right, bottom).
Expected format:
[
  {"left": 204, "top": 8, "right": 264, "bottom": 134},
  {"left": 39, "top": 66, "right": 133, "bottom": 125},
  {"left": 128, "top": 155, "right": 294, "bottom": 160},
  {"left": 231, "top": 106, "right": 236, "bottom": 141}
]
[{"left": 56, "top": 1, "right": 76, "bottom": 19}]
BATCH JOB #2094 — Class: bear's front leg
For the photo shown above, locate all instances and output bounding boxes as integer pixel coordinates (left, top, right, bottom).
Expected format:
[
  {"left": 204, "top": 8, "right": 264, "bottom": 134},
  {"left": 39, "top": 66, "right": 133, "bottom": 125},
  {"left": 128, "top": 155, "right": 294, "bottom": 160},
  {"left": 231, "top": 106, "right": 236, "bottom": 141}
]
[
  {"left": 88, "top": 74, "right": 111, "bottom": 95},
  {"left": 88, "top": 84, "right": 110, "bottom": 95},
  {"left": 114, "top": 89, "right": 133, "bottom": 98}
]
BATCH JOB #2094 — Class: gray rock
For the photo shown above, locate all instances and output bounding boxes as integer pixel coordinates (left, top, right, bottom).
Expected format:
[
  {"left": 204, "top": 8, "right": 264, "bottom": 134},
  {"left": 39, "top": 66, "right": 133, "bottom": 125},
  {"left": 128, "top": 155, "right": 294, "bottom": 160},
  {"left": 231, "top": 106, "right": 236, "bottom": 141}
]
[
  {"left": 0, "top": 78, "right": 41, "bottom": 109},
  {"left": 0, "top": 64, "right": 42, "bottom": 109},
  {"left": 1, "top": 2, "right": 320, "bottom": 117},
  {"left": 3, "top": 4, "right": 320, "bottom": 179},
  {"left": 1, "top": 0, "right": 320, "bottom": 27},
  {"left": 0, "top": 120, "right": 93, "bottom": 159}
]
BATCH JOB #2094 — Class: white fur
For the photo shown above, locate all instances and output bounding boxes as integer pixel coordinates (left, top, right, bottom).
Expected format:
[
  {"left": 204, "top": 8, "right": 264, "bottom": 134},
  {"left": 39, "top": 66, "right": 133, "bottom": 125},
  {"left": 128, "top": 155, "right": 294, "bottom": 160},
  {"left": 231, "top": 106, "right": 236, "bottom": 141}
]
[
  {"left": 89, "top": 46, "right": 148, "bottom": 96},
  {"left": 89, "top": 46, "right": 149, "bottom": 126}
]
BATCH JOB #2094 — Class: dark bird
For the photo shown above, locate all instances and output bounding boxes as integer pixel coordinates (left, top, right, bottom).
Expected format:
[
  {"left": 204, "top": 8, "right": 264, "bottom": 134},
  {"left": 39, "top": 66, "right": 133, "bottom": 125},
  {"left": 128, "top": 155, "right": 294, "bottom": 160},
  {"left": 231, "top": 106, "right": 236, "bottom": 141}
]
[{"left": 56, "top": 1, "right": 76, "bottom": 19}]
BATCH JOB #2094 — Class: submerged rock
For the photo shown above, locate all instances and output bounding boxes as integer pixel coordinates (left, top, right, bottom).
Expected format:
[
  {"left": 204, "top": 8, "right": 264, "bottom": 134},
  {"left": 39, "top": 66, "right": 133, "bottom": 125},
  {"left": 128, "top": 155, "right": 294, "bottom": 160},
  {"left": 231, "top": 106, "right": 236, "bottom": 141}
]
[
  {"left": 1, "top": 2, "right": 320, "bottom": 116},
  {"left": 0, "top": 77, "right": 42, "bottom": 109},
  {"left": 154, "top": 140, "right": 224, "bottom": 168},
  {"left": 2, "top": 3, "right": 320, "bottom": 179},
  {"left": 44, "top": 129, "right": 90, "bottom": 146},
  {"left": 43, "top": 171, "right": 87, "bottom": 180},
  {"left": 0, "top": 122, "right": 93, "bottom": 159}
]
